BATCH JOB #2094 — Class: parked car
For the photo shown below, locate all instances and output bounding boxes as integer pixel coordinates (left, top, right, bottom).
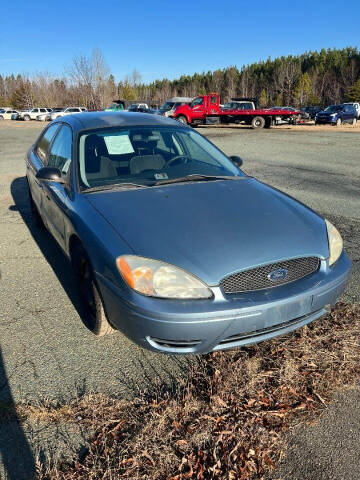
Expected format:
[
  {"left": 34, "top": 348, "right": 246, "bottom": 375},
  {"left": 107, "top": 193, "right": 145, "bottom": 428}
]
[
  {"left": 300, "top": 106, "right": 322, "bottom": 120},
  {"left": 222, "top": 99, "right": 256, "bottom": 110},
  {"left": 17, "top": 108, "right": 53, "bottom": 121},
  {"left": 26, "top": 111, "right": 350, "bottom": 353},
  {"left": 0, "top": 108, "right": 19, "bottom": 120},
  {"left": 158, "top": 97, "right": 194, "bottom": 117},
  {"left": 105, "top": 100, "right": 125, "bottom": 112},
  {"left": 127, "top": 103, "right": 149, "bottom": 111},
  {"left": 342, "top": 102, "right": 360, "bottom": 119},
  {"left": 315, "top": 104, "right": 358, "bottom": 125},
  {"left": 128, "top": 105, "right": 158, "bottom": 114},
  {"left": 267, "top": 106, "right": 298, "bottom": 124},
  {"left": 50, "top": 107, "right": 87, "bottom": 120},
  {"left": 36, "top": 108, "right": 64, "bottom": 122}
]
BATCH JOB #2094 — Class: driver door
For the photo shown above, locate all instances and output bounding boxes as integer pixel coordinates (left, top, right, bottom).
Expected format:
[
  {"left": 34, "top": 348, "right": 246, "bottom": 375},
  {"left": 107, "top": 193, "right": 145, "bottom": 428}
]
[
  {"left": 41, "top": 124, "right": 73, "bottom": 250},
  {"left": 190, "top": 97, "right": 206, "bottom": 120}
]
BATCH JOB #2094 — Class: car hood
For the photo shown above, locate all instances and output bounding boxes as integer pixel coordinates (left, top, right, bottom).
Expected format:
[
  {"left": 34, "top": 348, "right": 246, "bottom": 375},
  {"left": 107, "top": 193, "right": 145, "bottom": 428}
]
[{"left": 85, "top": 178, "right": 329, "bottom": 285}]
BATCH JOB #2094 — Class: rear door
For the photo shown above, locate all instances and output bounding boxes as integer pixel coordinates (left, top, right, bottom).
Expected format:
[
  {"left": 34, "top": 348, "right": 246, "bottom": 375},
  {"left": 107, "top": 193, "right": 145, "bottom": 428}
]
[
  {"left": 27, "top": 123, "right": 61, "bottom": 213},
  {"left": 41, "top": 124, "right": 73, "bottom": 248}
]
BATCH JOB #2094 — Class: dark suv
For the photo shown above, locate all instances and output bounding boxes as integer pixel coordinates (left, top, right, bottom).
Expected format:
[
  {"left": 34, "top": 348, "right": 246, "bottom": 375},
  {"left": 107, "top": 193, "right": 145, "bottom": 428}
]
[{"left": 315, "top": 104, "right": 358, "bottom": 126}]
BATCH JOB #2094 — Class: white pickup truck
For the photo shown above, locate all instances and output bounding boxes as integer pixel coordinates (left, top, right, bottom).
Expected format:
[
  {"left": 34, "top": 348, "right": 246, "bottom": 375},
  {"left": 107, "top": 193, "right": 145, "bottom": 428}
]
[{"left": 18, "top": 108, "right": 53, "bottom": 121}]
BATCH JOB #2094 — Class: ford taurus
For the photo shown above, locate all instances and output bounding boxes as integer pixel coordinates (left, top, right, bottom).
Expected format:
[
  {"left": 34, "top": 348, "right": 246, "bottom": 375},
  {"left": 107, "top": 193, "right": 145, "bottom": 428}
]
[{"left": 26, "top": 112, "right": 351, "bottom": 354}]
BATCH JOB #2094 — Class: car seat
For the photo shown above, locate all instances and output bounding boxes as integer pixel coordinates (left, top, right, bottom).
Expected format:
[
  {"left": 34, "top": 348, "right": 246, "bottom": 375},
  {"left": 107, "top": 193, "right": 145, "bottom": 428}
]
[
  {"left": 84, "top": 134, "right": 118, "bottom": 181},
  {"left": 130, "top": 133, "right": 165, "bottom": 174}
]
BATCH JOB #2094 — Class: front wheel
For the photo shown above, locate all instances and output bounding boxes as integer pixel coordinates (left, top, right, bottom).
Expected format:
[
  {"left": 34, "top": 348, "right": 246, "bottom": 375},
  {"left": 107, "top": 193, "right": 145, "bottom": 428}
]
[
  {"left": 176, "top": 115, "right": 188, "bottom": 125},
  {"left": 352, "top": 118, "right": 357, "bottom": 126},
  {"left": 72, "top": 246, "right": 115, "bottom": 336},
  {"left": 336, "top": 118, "right": 342, "bottom": 126},
  {"left": 24, "top": 115, "right": 30, "bottom": 121},
  {"left": 251, "top": 116, "right": 265, "bottom": 129},
  {"left": 0, "top": 116, "right": 4, "bottom": 121}
]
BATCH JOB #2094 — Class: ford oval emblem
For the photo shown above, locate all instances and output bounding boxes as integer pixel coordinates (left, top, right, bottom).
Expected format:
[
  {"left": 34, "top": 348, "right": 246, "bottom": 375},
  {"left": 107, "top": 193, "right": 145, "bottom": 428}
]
[{"left": 267, "top": 268, "right": 288, "bottom": 282}]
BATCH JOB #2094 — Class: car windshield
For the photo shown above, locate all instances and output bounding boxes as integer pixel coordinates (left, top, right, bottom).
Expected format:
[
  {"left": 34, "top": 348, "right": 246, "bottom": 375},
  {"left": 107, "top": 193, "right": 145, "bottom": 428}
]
[
  {"left": 78, "top": 126, "right": 242, "bottom": 190},
  {"left": 324, "top": 105, "right": 341, "bottom": 113},
  {"left": 0, "top": 109, "right": 5, "bottom": 113},
  {"left": 159, "top": 102, "right": 175, "bottom": 111}
]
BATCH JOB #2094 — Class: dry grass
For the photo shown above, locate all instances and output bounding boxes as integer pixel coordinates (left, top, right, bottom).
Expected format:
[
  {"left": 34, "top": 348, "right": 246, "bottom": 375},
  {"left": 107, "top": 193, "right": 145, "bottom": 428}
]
[{"left": 34, "top": 302, "right": 360, "bottom": 480}]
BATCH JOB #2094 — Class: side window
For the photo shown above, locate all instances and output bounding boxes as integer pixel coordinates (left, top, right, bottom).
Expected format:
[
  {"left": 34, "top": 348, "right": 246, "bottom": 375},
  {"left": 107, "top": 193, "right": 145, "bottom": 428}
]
[
  {"left": 192, "top": 97, "right": 204, "bottom": 106},
  {"left": 48, "top": 125, "right": 72, "bottom": 173},
  {"left": 36, "top": 124, "right": 60, "bottom": 164},
  {"left": 210, "top": 96, "right": 217, "bottom": 105},
  {"left": 40, "top": 108, "right": 46, "bottom": 113},
  {"left": 32, "top": 109, "right": 39, "bottom": 113}
]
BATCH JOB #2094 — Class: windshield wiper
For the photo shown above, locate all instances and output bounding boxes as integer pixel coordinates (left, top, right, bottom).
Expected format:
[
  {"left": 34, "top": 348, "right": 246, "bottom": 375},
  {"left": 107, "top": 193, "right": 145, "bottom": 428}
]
[
  {"left": 83, "top": 182, "right": 151, "bottom": 193},
  {"left": 155, "top": 174, "right": 242, "bottom": 186}
]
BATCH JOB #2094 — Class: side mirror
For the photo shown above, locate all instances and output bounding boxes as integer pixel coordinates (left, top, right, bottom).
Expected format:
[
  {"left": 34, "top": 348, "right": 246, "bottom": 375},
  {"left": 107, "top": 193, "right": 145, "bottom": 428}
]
[
  {"left": 36, "top": 166, "right": 65, "bottom": 184},
  {"left": 230, "top": 155, "right": 243, "bottom": 167}
]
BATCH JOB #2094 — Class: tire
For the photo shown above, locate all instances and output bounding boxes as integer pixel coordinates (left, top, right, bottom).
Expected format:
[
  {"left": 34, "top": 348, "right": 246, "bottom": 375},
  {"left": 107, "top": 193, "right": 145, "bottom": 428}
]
[
  {"left": 24, "top": 115, "right": 30, "bottom": 121},
  {"left": 314, "top": 121, "right": 318, "bottom": 125},
  {"left": 264, "top": 117, "right": 272, "bottom": 128},
  {"left": 251, "top": 116, "right": 265, "bottom": 129},
  {"left": 29, "top": 187, "right": 44, "bottom": 229},
  {"left": 0, "top": 116, "right": 3, "bottom": 120},
  {"left": 72, "top": 245, "right": 115, "bottom": 336},
  {"left": 336, "top": 117, "right": 342, "bottom": 126},
  {"left": 176, "top": 115, "right": 188, "bottom": 125},
  {"left": 352, "top": 118, "right": 357, "bottom": 126}
]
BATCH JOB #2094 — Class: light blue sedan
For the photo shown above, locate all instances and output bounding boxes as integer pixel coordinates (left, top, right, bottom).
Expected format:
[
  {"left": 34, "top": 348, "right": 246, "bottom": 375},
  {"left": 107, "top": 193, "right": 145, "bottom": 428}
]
[{"left": 26, "top": 112, "right": 351, "bottom": 354}]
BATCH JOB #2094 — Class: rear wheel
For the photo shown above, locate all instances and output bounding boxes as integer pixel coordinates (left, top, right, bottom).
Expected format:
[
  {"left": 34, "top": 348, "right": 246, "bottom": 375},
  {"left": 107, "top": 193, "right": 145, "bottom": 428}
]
[
  {"left": 24, "top": 115, "right": 30, "bottom": 121},
  {"left": 336, "top": 117, "right": 342, "bottom": 126},
  {"left": 352, "top": 118, "right": 357, "bottom": 126},
  {"left": 176, "top": 115, "right": 188, "bottom": 125},
  {"left": 264, "top": 117, "right": 272, "bottom": 128},
  {"left": 0, "top": 116, "right": 3, "bottom": 120},
  {"left": 72, "top": 245, "right": 115, "bottom": 336},
  {"left": 251, "top": 116, "right": 265, "bottom": 129}
]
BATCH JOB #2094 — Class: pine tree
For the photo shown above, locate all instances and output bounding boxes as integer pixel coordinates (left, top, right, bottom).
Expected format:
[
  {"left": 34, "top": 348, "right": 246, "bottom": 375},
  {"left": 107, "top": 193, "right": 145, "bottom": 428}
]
[
  {"left": 259, "top": 89, "right": 267, "bottom": 107},
  {"left": 346, "top": 79, "right": 360, "bottom": 101},
  {"left": 294, "top": 73, "right": 312, "bottom": 106}
]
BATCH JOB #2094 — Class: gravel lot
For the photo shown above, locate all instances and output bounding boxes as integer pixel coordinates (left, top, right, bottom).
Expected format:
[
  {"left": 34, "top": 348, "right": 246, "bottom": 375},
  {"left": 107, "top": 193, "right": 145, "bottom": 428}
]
[{"left": 0, "top": 120, "right": 359, "bottom": 479}]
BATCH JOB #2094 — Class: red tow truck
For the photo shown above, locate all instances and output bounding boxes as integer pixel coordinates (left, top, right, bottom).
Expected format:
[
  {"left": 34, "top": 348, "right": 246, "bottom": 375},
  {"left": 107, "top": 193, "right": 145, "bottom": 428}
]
[{"left": 171, "top": 93, "right": 300, "bottom": 129}]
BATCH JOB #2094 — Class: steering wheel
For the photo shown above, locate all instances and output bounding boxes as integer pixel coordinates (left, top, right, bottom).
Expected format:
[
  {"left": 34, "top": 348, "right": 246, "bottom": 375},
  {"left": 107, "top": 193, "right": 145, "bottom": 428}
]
[{"left": 167, "top": 155, "right": 191, "bottom": 167}]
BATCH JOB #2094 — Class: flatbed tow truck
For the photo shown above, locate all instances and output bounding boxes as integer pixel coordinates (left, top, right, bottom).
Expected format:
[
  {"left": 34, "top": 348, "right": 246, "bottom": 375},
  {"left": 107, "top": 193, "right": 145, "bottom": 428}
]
[{"left": 171, "top": 93, "right": 301, "bottom": 129}]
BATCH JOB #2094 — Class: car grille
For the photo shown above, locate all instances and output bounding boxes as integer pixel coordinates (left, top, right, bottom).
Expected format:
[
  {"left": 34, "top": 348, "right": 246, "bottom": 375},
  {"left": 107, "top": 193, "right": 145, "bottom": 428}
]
[{"left": 220, "top": 257, "right": 320, "bottom": 294}]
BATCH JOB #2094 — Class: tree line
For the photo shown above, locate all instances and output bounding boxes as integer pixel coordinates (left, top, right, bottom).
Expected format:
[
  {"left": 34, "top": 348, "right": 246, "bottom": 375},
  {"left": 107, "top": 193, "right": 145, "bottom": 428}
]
[{"left": 1, "top": 47, "right": 360, "bottom": 110}]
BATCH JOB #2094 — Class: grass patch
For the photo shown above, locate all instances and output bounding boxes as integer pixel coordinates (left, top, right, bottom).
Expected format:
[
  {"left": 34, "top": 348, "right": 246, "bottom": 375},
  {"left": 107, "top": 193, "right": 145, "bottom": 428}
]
[{"left": 36, "top": 302, "right": 360, "bottom": 479}]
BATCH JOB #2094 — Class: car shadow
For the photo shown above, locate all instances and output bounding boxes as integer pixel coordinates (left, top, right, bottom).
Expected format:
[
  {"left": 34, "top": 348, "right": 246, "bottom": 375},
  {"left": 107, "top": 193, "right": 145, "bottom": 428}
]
[
  {"left": 10, "top": 176, "right": 86, "bottom": 326},
  {"left": 0, "top": 347, "right": 36, "bottom": 479}
]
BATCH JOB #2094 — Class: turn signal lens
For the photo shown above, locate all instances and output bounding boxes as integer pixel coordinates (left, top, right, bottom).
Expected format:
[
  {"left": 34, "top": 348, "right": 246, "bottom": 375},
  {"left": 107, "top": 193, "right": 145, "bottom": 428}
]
[{"left": 116, "top": 255, "right": 212, "bottom": 299}]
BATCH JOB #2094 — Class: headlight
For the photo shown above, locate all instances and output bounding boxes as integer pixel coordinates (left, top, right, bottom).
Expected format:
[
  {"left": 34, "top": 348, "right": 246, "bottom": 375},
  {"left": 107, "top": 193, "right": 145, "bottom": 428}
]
[
  {"left": 116, "top": 255, "right": 212, "bottom": 299},
  {"left": 325, "top": 219, "right": 343, "bottom": 266}
]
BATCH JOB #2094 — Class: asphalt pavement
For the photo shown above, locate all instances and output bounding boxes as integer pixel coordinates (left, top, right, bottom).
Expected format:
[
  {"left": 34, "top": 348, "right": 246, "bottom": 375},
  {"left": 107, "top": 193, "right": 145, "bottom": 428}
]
[{"left": 0, "top": 122, "right": 359, "bottom": 479}]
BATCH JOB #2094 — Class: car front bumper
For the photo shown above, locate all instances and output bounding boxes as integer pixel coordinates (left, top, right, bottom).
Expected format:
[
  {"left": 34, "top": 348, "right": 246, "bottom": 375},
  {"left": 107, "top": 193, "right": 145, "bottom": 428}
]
[{"left": 96, "top": 252, "right": 351, "bottom": 354}]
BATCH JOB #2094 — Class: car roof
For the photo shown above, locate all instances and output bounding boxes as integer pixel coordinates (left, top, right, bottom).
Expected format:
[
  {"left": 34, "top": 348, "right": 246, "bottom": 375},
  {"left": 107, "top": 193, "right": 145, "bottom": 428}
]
[{"left": 55, "top": 111, "right": 183, "bottom": 132}]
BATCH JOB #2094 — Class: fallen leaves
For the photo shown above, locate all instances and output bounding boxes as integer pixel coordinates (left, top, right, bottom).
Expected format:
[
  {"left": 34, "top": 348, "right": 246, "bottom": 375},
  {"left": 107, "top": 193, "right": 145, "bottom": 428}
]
[{"left": 38, "top": 302, "right": 360, "bottom": 480}]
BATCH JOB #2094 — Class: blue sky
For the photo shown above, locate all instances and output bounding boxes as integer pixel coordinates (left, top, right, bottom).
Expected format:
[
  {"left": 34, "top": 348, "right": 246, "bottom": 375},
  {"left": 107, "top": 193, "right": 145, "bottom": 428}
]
[{"left": 1, "top": 0, "right": 359, "bottom": 83}]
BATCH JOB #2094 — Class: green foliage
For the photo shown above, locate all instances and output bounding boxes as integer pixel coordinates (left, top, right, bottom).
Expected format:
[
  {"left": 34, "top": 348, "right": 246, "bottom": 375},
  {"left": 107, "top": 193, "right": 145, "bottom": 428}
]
[
  {"left": 346, "top": 79, "right": 360, "bottom": 101},
  {"left": 294, "top": 73, "right": 312, "bottom": 106},
  {"left": 0, "top": 47, "right": 359, "bottom": 109},
  {"left": 259, "top": 89, "right": 267, "bottom": 107}
]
